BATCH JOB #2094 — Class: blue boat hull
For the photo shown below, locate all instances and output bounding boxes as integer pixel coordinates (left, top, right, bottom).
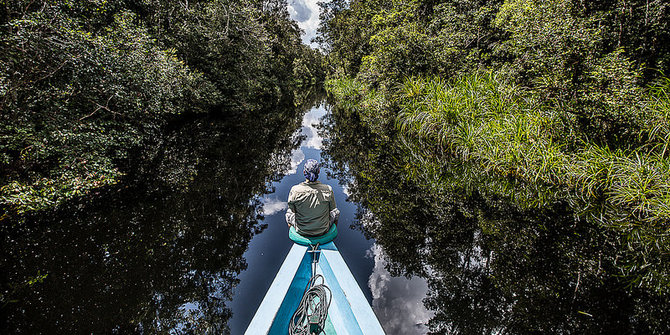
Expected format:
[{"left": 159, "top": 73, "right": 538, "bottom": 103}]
[{"left": 244, "top": 242, "right": 386, "bottom": 334}]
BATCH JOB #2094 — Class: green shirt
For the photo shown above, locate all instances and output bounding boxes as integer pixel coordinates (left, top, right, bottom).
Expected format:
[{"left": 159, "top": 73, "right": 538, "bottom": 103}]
[{"left": 288, "top": 181, "right": 337, "bottom": 236}]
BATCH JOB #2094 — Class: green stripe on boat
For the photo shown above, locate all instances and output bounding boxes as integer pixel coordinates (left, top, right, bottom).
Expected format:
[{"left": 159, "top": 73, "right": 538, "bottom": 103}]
[
  {"left": 289, "top": 224, "right": 339, "bottom": 246},
  {"left": 245, "top": 242, "right": 386, "bottom": 334}
]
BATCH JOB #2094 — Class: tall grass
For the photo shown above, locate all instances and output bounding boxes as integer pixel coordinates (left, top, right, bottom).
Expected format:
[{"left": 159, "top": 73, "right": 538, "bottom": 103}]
[
  {"left": 395, "top": 73, "right": 670, "bottom": 292},
  {"left": 328, "top": 72, "right": 670, "bottom": 292},
  {"left": 397, "top": 73, "right": 670, "bottom": 223}
]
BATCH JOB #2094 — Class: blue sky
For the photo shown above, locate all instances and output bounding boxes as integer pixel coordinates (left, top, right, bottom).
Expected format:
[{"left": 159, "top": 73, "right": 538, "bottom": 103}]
[{"left": 287, "top": 0, "right": 321, "bottom": 47}]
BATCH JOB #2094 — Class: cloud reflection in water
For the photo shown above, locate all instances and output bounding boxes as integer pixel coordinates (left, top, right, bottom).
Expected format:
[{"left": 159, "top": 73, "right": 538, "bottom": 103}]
[
  {"left": 262, "top": 197, "right": 288, "bottom": 216},
  {"left": 301, "top": 104, "right": 325, "bottom": 150},
  {"left": 368, "top": 244, "right": 433, "bottom": 334}
]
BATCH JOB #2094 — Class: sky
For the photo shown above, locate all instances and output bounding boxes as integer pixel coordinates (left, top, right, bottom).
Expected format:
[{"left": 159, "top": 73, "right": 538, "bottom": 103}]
[{"left": 287, "top": 0, "right": 321, "bottom": 47}]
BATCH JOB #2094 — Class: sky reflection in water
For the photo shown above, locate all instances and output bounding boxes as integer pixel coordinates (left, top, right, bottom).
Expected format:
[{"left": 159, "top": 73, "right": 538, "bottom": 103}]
[
  {"left": 230, "top": 104, "right": 430, "bottom": 334},
  {"left": 369, "top": 244, "right": 433, "bottom": 334}
]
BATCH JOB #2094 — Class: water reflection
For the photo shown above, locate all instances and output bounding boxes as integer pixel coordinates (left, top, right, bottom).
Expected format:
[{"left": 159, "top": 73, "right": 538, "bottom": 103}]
[
  {"left": 284, "top": 104, "right": 326, "bottom": 175},
  {"left": 226, "top": 102, "right": 377, "bottom": 334},
  {"left": 262, "top": 197, "right": 289, "bottom": 216},
  {"left": 301, "top": 104, "right": 325, "bottom": 150},
  {"left": 1, "top": 95, "right": 314, "bottom": 333},
  {"left": 368, "top": 244, "right": 433, "bottom": 335},
  {"left": 287, "top": 149, "right": 306, "bottom": 175},
  {"left": 320, "top": 101, "right": 670, "bottom": 334}
]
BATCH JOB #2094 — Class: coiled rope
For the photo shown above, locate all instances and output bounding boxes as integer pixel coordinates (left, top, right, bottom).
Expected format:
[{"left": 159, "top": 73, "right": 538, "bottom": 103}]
[{"left": 288, "top": 245, "right": 332, "bottom": 335}]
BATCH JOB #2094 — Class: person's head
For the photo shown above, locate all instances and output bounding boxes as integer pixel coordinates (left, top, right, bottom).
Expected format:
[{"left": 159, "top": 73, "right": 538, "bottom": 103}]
[{"left": 303, "top": 159, "right": 320, "bottom": 182}]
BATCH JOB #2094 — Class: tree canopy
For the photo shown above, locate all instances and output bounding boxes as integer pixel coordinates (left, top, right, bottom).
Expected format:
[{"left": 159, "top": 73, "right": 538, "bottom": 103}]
[
  {"left": 0, "top": 0, "right": 324, "bottom": 214},
  {"left": 321, "top": 0, "right": 670, "bottom": 297}
]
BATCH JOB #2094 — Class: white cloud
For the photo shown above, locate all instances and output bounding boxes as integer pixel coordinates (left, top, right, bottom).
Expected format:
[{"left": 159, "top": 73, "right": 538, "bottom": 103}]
[
  {"left": 287, "top": 0, "right": 312, "bottom": 22},
  {"left": 301, "top": 105, "right": 326, "bottom": 149},
  {"left": 263, "top": 197, "right": 288, "bottom": 216},
  {"left": 286, "top": 148, "right": 305, "bottom": 175},
  {"left": 368, "top": 244, "right": 434, "bottom": 334},
  {"left": 287, "top": 0, "right": 321, "bottom": 47}
]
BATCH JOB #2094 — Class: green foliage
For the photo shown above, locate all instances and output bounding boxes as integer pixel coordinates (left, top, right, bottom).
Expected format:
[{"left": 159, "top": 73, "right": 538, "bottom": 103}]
[
  {"left": 321, "top": 0, "right": 670, "bottom": 294},
  {"left": 320, "top": 0, "right": 670, "bottom": 138},
  {"left": 398, "top": 73, "right": 670, "bottom": 237},
  {"left": 0, "top": 0, "right": 323, "bottom": 214},
  {"left": 316, "top": 0, "right": 385, "bottom": 77},
  {"left": 1, "top": 8, "right": 203, "bottom": 212},
  {"left": 329, "top": 72, "right": 670, "bottom": 292},
  {"left": 321, "top": 85, "right": 670, "bottom": 334},
  {"left": 493, "top": 1, "right": 650, "bottom": 145}
]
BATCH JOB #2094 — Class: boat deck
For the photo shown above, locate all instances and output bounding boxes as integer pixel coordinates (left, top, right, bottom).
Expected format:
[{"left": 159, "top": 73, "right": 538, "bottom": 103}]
[{"left": 245, "top": 242, "right": 385, "bottom": 334}]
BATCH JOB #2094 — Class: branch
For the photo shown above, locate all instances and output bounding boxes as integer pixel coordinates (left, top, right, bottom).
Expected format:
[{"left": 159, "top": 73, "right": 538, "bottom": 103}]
[{"left": 80, "top": 95, "right": 117, "bottom": 121}]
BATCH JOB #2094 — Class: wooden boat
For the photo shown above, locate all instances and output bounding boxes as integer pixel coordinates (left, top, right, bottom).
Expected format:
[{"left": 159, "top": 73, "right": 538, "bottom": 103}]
[{"left": 244, "top": 242, "right": 386, "bottom": 334}]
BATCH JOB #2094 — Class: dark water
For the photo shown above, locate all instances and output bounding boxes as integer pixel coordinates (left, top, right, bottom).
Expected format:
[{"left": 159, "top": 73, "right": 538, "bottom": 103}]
[
  {"left": 1, "top": 98, "right": 430, "bottom": 334},
  {"left": 225, "top": 104, "right": 378, "bottom": 333},
  {"left": 4, "top": 93, "right": 668, "bottom": 334},
  {"left": 0, "top": 98, "right": 307, "bottom": 333},
  {"left": 319, "top": 100, "right": 670, "bottom": 335},
  {"left": 225, "top": 105, "right": 432, "bottom": 334}
]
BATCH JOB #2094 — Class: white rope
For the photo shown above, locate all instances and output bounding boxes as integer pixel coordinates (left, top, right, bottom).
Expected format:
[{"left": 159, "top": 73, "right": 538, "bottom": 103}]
[
  {"left": 288, "top": 245, "right": 331, "bottom": 335},
  {"left": 288, "top": 274, "right": 331, "bottom": 335}
]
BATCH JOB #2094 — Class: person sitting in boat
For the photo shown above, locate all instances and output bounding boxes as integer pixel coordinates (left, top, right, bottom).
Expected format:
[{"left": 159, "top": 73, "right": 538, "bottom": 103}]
[{"left": 285, "top": 159, "right": 340, "bottom": 245}]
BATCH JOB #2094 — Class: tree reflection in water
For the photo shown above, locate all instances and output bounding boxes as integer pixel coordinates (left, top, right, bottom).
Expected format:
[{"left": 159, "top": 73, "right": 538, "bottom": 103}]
[
  {"left": 319, "top": 103, "right": 670, "bottom": 335},
  {"left": 1, "top": 93, "right": 321, "bottom": 334}
]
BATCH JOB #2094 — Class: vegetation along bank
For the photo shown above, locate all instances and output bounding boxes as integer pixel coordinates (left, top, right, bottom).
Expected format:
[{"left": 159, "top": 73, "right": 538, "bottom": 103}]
[
  {"left": 0, "top": 0, "right": 324, "bottom": 215},
  {"left": 319, "top": 0, "right": 670, "bottom": 294}
]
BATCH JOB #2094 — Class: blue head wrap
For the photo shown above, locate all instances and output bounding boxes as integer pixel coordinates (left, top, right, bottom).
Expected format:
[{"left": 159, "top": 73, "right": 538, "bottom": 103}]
[{"left": 303, "top": 159, "right": 320, "bottom": 182}]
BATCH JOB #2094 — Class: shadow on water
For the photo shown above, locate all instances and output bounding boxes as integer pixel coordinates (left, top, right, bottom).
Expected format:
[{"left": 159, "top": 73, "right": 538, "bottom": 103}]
[
  {"left": 320, "top": 100, "right": 670, "bottom": 335},
  {"left": 0, "top": 90, "right": 323, "bottom": 334}
]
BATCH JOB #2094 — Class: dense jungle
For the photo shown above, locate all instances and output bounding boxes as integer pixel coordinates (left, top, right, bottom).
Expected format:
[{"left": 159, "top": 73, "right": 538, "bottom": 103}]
[
  {"left": 318, "top": 0, "right": 670, "bottom": 333},
  {"left": 2, "top": 0, "right": 670, "bottom": 334}
]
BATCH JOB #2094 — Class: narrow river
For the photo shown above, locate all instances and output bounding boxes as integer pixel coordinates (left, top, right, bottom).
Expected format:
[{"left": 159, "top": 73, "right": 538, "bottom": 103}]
[
  {"left": 1, "top": 99, "right": 431, "bottom": 334},
  {"left": 5, "top": 97, "right": 666, "bottom": 334},
  {"left": 227, "top": 104, "right": 432, "bottom": 334}
]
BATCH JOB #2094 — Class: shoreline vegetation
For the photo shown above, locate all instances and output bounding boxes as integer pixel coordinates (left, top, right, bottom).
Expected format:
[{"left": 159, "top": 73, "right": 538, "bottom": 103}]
[
  {"left": 0, "top": 0, "right": 324, "bottom": 215},
  {"left": 2, "top": 0, "right": 670, "bottom": 333},
  {"left": 320, "top": 0, "right": 670, "bottom": 296}
]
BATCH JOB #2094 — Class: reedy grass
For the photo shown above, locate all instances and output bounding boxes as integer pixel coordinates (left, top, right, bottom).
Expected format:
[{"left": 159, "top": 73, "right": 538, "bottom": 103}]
[
  {"left": 396, "top": 73, "right": 670, "bottom": 225},
  {"left": 327, "top": 72, "right": 670, "bottom": 292}
]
